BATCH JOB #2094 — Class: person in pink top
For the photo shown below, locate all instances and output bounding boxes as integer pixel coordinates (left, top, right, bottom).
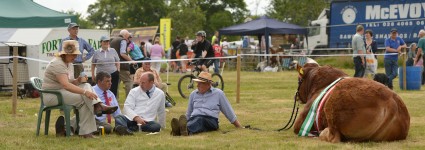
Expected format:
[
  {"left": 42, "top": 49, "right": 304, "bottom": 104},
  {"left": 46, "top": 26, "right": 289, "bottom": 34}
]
[
  {"left": 150, "top": 40, "right": 165, "bottom": 73},
  {"left": 212, "top": 40, "right": 223, "bottom": 74}
]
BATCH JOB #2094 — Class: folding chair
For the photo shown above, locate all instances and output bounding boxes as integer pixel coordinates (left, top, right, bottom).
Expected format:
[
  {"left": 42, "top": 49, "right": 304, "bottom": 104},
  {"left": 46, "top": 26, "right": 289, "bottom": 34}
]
[
  {"left": 30, "top": 77, "right": 79, "bottom": 137},
  {"left": 281, "top": 58, "right": 292, "bottom": 70}
]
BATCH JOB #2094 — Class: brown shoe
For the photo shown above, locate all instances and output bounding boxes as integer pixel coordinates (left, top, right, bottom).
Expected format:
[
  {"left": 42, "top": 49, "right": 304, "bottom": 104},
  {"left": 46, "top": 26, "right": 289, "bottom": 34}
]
[
  {"left": 114, "top": 125, "right": 134, "bottom": 136},
  {"left": 94, "top": 103, "right": 118, "bottom": 117},
  {"left": 179, "top": 115, "right": 188, "bottom": 136},
  {"left": 55, "top": 116, "right": 66, "bottom": 137},
  {"left": 170, "top": 118, "right": 180, "bottom": 136}
]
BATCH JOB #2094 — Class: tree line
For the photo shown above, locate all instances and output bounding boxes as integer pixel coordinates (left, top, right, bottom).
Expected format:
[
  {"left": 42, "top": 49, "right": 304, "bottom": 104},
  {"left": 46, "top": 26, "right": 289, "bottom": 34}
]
[{"left": 69, "top": 0, "right": 328, "bottom": 40}]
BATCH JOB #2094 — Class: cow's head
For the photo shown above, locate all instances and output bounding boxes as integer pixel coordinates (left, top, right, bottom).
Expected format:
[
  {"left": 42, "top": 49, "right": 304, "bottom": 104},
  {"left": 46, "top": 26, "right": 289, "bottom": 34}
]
[{"left": 296, "top": 63, "right": 319, "bottom": 104}]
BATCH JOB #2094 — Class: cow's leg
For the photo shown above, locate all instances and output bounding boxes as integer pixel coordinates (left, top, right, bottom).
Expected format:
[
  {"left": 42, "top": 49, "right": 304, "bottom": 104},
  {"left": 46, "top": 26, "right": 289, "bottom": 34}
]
[
  {"left": 293, "top": 104, "right": 314, "bottom": 134},
  {"left": 319, "top": 127, "right": 341, "bottom": 143}
]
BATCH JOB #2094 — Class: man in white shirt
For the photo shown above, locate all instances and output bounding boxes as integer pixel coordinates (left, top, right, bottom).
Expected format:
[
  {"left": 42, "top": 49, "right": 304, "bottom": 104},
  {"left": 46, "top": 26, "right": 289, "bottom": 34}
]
[{"left": 123, "top": 72, "right": 166, "bottom": 132}]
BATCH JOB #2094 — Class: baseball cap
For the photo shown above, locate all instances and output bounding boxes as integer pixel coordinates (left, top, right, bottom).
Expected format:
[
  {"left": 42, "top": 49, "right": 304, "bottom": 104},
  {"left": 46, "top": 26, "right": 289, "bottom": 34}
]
[
  {"left": 68, "top": 23, "right": 79, "bottom": 29},
  {"left": 100, "top": 35, "right": 110, "bottom": 42},
  {"left": 391, "top": 28, "right": 397, "bottom": 33}
]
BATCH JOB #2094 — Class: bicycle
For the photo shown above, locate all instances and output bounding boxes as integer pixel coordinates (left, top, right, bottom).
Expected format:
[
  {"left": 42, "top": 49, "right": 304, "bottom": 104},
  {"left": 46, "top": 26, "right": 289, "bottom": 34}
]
[{"left": 177, "top": 60, "right": 224, "bottom": 98}]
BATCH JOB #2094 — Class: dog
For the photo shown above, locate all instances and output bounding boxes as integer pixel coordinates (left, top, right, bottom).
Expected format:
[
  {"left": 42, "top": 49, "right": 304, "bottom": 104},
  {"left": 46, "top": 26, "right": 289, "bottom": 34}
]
[{"left": 373, "top": 73, "right": 390, "bottom": 87}]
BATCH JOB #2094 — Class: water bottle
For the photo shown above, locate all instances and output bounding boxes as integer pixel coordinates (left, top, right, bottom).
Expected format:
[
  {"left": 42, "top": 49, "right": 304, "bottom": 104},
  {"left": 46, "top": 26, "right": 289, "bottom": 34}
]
[{"left": 79, "top": 72, "right": 87, "bottom": 83}]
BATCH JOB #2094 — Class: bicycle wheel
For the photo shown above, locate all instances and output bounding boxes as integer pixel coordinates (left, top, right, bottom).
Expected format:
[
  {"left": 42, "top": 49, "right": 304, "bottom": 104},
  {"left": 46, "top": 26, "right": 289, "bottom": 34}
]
[
  {"left": 211, "top": 73, "right": 224, "bottom": 91},
  {"left": 178, "top": 74, "right": 196, "bottom": 98}
]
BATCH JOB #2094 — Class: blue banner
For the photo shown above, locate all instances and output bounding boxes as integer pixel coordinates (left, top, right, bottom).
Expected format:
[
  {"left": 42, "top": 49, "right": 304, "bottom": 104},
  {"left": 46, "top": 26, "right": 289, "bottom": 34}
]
[{"left": 329, "top": 0, "right": 425, "bottom": 48}]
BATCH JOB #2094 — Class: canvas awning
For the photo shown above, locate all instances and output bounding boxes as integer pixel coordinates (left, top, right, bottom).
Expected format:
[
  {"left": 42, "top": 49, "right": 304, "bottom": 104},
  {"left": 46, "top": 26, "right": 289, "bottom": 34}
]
[{"left": 0, "top": 0, "right": 76, "bottom": 28}]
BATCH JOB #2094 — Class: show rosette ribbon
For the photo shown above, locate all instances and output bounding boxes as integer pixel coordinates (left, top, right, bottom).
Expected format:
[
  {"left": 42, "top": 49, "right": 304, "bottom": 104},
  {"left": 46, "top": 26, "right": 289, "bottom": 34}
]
[{"left": 298, "top": 77, "right": 344, "bottom": 136}]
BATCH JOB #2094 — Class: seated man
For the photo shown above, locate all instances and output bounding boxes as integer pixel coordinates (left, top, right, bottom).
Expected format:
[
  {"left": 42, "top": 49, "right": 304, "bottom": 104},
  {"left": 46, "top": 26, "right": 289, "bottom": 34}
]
[
  {"left": 92, "top": 71, "right": 133, "bottom": 136},
  {"left": 170, "top": 72, "right": 242, "bottom": 136},
  {"left": 133, "top": 59, "right": 167, "bottom": 92},
  {"left": 122, "top": 72, "right": 166, "bottom": 132},
  {"left": 134, "top": 60, "right": 174, "bottom": 107}
]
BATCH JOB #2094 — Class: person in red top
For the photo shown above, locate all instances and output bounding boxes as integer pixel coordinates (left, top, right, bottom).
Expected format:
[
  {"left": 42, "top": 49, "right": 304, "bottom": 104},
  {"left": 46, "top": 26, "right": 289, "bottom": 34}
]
[{"left": 212, "top": 40, "right": 223, "bottom": 74}]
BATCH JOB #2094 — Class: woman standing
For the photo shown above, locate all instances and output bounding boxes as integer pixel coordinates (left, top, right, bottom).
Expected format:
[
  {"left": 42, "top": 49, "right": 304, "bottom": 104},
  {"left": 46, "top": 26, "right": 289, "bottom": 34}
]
[
  {"left": 150, "top": 40, "right": 165, "bottom": 73},
  {"left": 43, "top": 40, "right": 117, "bottom": 138},
  {"left": 364, "top": 29, "right": 378, "bottom": 77},
  {"left": 365, "top": 29, "right": 378, "bottom": 59},
  {"left": 91, "top": 36, "right": 120, "bottom": 97},
  {"left": 407, "top": 43, "right": 417, "bottom": 66}
]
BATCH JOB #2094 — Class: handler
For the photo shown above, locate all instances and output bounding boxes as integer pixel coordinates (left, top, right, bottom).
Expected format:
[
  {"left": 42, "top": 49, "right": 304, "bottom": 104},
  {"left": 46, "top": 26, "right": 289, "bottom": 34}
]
[{"left": 170, "top": 72, "right": 242, "bottom": 136}]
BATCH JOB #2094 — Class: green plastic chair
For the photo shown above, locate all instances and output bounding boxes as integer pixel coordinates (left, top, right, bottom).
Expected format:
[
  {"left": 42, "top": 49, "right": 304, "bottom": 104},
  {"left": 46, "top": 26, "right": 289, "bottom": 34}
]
[{"left": 30, "top": 77, "right": 79, "bottom": 137}]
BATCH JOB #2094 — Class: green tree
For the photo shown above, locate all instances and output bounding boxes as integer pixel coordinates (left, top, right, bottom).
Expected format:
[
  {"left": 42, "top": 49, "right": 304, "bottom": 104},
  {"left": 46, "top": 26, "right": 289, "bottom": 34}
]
[
  {"left": 86, "top": 0, "right": 118, "bottom": 30},
  {"left": 209, "top": 11, "right": 233, "bottom": 32},
  {"left": 65, "top": 10, "right": 94, "bottom": 29},
  {"left": 86, "top": 0, "right": 167, "bottom": 30},
  {"left": 168, "top": 0, "right": 206, "bottom": 39},
  {"left": 117, "top": 0, "right": 167, "bottom": 28},
  {"left": 267, "top": 0, "right": 329, "bottom": 26}
]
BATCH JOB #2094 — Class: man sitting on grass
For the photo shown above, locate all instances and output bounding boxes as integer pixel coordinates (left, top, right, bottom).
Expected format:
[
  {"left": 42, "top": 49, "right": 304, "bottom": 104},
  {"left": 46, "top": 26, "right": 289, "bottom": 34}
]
[
  {"left": 92, "top": 71, "right": 133, "bottom": 136},
  {"left": 170, "top": 72, "right": 242, "bottom": 136}
]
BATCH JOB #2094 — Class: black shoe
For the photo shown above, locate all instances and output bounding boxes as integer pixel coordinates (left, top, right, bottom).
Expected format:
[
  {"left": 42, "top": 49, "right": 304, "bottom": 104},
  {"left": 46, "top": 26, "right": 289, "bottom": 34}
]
[
  {"left": 179, "top": 115, "right": 188, "bottom": 136},
  {"left": 55, "top": 116, "right": 65, "bottom": 137},
  {"left": 170, "top": 118, "right": 180, "bottom": 136},
  {"left": 94, "top": 103, "right": 118, "bottom": 117},
  {"left": 114, "top": 125, "right": 134, "bottom": 136}
]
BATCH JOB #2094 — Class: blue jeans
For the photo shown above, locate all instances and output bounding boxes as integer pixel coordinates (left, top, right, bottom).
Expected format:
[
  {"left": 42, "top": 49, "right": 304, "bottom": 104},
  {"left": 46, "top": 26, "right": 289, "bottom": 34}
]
[
  {"left": 384, "top": 58, "right": 398, "bottom": 88},
  {"left": 114, "top": 115, "right": 161, "bottom": 132},
  {"left": 187, "top": 115, "right": 219, "bottom": 134},
  {"left": 213, "top": 59, "right": 220, "bottom": 74},
  {"left": 353, "top": 56, "right": 365, "bottom": 77}
]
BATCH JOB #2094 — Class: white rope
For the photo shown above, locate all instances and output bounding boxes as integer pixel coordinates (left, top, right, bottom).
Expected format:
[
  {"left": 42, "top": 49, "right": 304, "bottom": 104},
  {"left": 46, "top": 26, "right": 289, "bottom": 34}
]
[{"left": 238, "top": 53, "right": 400, "bottom": 57}]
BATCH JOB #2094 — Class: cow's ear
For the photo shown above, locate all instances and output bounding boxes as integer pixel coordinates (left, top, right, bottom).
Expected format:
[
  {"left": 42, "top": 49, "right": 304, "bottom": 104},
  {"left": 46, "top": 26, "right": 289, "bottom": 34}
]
[{"left": 297, "top": 64, "right": 304, "bottom": 77}]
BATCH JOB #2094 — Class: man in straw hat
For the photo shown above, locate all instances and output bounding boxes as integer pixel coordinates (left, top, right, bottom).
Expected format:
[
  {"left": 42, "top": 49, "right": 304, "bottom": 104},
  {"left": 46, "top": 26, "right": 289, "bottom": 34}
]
[
  {"left": 170, "top": 72, "right": 242, "bottom": 136},
  {"left": 59, "top": 23, "right": 95, "bottom": 79}
]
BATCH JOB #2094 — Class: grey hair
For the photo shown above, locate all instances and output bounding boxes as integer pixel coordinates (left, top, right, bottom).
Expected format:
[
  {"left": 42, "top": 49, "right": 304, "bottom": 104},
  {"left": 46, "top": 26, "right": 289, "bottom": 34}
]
[
  {"left": 410, "top": 43, "right": 417, "bottom": 49},
  {"left": 119, "top": 29, "right": 129, "bottom": 36}
]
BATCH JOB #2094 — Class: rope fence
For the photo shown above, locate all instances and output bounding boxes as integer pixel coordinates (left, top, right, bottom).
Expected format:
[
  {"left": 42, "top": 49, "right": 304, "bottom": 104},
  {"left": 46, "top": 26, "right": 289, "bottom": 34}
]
[{"left": 2, "top": 48, "right": 411, "bottom": 115}]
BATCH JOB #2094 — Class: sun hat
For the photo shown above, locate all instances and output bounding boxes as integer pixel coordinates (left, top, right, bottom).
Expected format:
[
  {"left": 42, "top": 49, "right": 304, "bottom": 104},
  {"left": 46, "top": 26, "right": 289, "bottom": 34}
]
[
  {"left": 59, "top": 40, "right": 81, "bottom": 55},
  {"left": 193, "top": 72, "right": 213, "bottom": 83}
]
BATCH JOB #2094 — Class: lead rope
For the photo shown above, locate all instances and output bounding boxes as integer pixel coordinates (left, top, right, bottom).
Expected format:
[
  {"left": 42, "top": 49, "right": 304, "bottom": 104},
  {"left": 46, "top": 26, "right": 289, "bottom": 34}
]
[{"left": 276, "top": 91, "right": 299, "bottom": 131}]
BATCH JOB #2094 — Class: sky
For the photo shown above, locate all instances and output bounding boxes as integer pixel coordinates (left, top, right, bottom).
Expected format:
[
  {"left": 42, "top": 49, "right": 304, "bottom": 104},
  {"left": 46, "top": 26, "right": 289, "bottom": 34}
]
[{"left": 33, "top": 0, "right": 270, "bottom": 18}]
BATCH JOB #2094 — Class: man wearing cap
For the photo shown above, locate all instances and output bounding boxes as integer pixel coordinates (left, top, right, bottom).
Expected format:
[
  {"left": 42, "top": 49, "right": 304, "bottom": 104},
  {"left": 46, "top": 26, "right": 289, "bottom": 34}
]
[
  {"left": 170, "top": 72, "right": 242, "bottom": 136},
  {"left": 110, "top": 29, "right": 134, "bottom": 97},
  {"left": 91, "top": 35, "right": 120, "bottom": 97},
  {"left": 351, "top": 24, "right": 366, "bottom": 77},
  {"left": 59, "top": 23, "right": 95, "bottom": 79},
  {"left": 384, "top": 28, "right": 407, "bottom": 89}
]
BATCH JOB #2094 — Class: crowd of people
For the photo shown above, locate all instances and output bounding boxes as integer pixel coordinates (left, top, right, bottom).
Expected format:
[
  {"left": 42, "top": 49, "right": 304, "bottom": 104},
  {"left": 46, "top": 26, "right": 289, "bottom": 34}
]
[
  {"left": 351, "top": 25, "right": 424, "bottom": 89},
  {"left": 42, "top": 23, "right": 237, "bottom": 138}
]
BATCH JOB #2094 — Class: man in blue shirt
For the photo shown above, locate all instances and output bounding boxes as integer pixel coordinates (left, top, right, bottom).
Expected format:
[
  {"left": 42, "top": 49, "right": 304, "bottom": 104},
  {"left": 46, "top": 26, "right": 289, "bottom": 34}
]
[
  {"left": 93, "top": 71, "right": 133, "bottom": 136},
  {"left": 59, "top": 23, "right": 95, "bottom": 78},
  {"left": 170, "top": 72, "right": 242, "bottom": 136},
  {"left": 384, "top": 28, "right": 407, "bottom": 89}
]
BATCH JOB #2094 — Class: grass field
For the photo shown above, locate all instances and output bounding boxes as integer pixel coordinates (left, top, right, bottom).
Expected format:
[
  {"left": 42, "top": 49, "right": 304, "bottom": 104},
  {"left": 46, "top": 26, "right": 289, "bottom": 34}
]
[{"left": 0, "top": 68, "right": 424, "bottom": 149}]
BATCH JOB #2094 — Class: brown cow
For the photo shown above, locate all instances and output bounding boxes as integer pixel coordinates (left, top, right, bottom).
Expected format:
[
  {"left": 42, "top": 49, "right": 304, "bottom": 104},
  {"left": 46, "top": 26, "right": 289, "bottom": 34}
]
[{"left": 293, "top": 63, "right": 410, "bottom": 142}]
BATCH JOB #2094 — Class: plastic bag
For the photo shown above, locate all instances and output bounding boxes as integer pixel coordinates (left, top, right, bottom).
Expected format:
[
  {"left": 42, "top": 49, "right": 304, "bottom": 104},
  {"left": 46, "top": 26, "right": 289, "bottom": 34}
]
[{"left": 365, "top": 53, "right": 377, "bottom": 75}]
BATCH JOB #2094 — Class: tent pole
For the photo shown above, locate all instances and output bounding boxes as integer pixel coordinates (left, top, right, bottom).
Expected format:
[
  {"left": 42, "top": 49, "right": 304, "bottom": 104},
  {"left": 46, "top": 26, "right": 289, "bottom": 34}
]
[{"left": 265, "top": 31, "right": 270, "bottom": 65}]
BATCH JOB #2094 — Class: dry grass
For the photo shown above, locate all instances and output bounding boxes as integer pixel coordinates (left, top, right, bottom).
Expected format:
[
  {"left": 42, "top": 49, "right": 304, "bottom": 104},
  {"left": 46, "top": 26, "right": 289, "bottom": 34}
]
[{"left": 0, "top": 68, "right": 424, "bottom": 149}]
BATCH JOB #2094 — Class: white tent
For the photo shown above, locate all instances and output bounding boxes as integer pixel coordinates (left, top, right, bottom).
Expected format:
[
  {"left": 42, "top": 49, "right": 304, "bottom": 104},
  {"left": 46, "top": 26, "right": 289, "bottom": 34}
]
[{"left": 0, "top": 28, "right": 107, "bottom": 85}]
